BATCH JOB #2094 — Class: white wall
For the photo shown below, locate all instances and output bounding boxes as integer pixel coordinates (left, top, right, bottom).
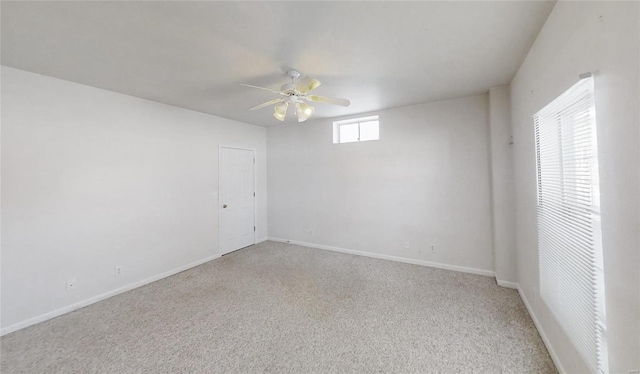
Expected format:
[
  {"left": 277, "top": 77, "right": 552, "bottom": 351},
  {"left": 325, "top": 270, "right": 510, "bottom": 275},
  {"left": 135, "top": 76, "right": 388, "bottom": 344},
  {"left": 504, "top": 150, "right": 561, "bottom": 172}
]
[
  {"left": 268, "top": 95, "right": 495, "bottom": 274},
  {"left": 1, "top": 66, "right": 268, "bottom": 333},
  {"left": 488, "top": 86, "right": 516, "bottom": 284},
  {"left": 509, "top": 2, "right": 639, "bottom": 373}
]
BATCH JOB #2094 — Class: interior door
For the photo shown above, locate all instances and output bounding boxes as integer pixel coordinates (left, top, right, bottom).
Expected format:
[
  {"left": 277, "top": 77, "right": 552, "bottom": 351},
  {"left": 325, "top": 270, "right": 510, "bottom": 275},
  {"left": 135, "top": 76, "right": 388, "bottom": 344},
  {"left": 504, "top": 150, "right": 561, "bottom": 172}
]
[{"left": 219, "top": 147, "right": 255, "bottom": 255}]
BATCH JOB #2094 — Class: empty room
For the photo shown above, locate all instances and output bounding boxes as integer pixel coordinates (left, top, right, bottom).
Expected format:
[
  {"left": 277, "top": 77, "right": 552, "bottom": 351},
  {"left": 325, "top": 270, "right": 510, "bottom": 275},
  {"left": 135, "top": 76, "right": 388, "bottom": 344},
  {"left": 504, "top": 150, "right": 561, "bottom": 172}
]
[{"left": 1, "top": 1, "right": 638, "bottom": 373}]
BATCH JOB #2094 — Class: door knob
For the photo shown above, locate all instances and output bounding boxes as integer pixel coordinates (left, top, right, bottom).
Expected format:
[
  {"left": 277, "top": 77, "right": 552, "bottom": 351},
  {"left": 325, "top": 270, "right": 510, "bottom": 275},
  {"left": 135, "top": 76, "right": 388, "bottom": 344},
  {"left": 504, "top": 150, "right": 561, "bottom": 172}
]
[{"left": 223, "top": 204, "right": 227, "bottom": 208}]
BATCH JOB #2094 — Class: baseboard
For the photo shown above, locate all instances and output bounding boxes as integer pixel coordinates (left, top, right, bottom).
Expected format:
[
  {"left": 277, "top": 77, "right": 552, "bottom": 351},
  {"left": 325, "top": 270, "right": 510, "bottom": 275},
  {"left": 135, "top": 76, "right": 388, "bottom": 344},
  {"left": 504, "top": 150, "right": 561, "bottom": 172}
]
[
  {"left": 517, "top": 286, "right": 565, "bottom": 374},
  {"left": 1, "top": 254, "right": 221, "bottom": 337},
  {"left": 256, "top": 237, "right": 268, "bottom": 244},
  {"left": 267, "top": 237, "right": 494, "bottom": 277},
  {"left": 496, "top": 279, "right": 518, "bottom": 289}
]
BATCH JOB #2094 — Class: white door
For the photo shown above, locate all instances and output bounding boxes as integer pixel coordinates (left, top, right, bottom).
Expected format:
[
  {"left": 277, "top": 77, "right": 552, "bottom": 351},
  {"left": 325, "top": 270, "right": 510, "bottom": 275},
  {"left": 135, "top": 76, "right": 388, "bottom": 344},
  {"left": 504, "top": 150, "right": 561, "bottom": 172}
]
[{"left": 219, "top": 147, "right": 255, "bottom": 255}]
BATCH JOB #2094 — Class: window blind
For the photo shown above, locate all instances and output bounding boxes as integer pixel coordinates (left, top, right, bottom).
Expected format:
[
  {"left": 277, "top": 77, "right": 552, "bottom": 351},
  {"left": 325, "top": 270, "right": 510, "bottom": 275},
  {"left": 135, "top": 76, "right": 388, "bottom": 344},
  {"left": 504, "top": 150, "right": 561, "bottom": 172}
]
[{"left": 534, "top": 75, "right": 608, "bottom": 374}]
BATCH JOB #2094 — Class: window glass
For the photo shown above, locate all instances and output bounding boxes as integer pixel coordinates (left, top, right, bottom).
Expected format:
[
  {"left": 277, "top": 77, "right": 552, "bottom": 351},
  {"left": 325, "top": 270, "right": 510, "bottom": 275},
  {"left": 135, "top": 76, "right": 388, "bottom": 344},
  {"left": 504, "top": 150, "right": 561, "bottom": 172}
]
[
  {"left": 339, "top": 123, "right": 359, "bottom": 143},
  {"left": 359, "top": 121, "right": 379, "bottom": 141}
]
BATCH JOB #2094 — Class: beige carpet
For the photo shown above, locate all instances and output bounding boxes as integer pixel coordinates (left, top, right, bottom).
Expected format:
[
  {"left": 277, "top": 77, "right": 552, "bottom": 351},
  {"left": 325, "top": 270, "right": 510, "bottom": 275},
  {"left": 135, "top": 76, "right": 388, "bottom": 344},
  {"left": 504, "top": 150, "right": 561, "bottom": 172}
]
[{"left": 1, "top": 241, "right": 556, "bottom": 373}]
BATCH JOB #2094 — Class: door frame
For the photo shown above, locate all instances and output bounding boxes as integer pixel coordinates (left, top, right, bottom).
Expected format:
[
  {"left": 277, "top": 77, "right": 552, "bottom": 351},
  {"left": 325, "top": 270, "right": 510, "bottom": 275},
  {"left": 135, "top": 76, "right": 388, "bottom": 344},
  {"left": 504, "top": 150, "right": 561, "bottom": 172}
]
[{"left": 218, "top": 145, "right": 257, "bottom": 256}]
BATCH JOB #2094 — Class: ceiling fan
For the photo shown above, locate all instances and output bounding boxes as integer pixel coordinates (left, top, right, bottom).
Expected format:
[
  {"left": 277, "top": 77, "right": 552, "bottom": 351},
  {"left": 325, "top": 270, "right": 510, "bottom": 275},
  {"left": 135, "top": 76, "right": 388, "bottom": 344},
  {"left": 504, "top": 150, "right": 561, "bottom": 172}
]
[{"left": 241, "top": 71, "right": 350, "bottom": 122}]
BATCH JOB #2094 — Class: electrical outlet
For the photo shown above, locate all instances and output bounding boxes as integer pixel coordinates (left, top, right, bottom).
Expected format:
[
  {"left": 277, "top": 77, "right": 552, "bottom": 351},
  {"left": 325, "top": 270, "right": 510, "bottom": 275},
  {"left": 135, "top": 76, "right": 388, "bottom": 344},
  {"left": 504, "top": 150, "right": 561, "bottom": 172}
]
[
  {"left": 430, "top": 244, "right": 435, "bottom": 252},
  {"left": 404, "top": 242, "right": 409, "bottom": 249},
  {"left": 114, "top": 266, "right": 123, "bottom": 276},
  {"left": 66, "top": 278, "right": 77, "bottom": 291},
  {"left": 532, "top": 286, "right": 538, "bottom": 302}
]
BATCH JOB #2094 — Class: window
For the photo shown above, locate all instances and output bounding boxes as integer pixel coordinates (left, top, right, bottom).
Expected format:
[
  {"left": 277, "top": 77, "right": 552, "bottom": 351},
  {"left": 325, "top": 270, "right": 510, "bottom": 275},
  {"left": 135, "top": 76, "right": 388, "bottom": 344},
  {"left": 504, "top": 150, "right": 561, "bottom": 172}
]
[
  {"left": 534, "top": 74, "right": 607, "bottom": 373},
  {"left": 333, "top": 116, "right": 379, "bottom": 143}
]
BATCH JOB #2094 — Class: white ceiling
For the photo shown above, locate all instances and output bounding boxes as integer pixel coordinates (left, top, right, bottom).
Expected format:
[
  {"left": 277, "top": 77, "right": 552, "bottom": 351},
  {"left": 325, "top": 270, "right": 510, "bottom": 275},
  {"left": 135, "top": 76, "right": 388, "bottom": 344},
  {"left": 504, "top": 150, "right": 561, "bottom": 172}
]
[{"left": 1, "top": 1, "right": 555, "bottom": 127}]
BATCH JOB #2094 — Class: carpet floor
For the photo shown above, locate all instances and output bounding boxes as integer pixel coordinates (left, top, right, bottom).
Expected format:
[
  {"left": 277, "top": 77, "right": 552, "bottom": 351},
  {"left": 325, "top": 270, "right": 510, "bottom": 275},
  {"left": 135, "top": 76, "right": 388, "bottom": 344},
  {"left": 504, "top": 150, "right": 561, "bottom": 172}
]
[{"left": 1, "top": 241, "right": 556, "bottom": 373}]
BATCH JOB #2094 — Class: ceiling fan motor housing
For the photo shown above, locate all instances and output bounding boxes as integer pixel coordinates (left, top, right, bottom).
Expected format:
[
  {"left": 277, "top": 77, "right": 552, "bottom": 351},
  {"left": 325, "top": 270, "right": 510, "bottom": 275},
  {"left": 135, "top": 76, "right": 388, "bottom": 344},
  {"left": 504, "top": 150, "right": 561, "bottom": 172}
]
[{"left": 281, "top": 83, "right": 297, "bottom": 93}]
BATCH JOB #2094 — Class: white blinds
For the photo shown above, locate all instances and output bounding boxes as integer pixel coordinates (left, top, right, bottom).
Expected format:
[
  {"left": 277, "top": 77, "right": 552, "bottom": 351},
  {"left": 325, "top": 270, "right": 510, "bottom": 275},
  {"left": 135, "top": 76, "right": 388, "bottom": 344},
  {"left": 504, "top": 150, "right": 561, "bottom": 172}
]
[{"left": 534, "top": 75, "right": 608, "bottom": 374}]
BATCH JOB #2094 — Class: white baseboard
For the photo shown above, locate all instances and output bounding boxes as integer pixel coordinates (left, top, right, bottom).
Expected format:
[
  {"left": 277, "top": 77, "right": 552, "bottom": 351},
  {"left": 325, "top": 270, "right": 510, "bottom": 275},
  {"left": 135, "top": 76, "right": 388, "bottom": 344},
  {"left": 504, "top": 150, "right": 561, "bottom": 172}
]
[
  {"left": 256, "top": 237, "right": 268, "bottom": 244},
  {"left": 267, "top": 237, "right": 495, "bottom": 277},
  {"left": 517, "top": 286, "right": 565, "bottom": 374},
  {"left": 496, "top": 279, "right": 519, "bottom": 289},
  {"left": 1, "top": 254, "right": 220, "bottom": 337}
]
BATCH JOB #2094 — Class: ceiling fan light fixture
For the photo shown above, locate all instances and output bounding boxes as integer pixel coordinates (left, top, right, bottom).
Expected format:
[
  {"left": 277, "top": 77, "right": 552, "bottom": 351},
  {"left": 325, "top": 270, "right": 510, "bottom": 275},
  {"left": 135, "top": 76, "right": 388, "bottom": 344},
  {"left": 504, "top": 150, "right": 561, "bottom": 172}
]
[
  {"left": 274, "top": 102, "right": 288, "bottom": 121},
  {"left": 273, "top": 111, "right": 285, "bottom": 121},
  {"left": 296, "top": 103, "right": 314, "bottom": 122},
  {"left": 275, "top": 101, "right": 288, "bottom": 114}
]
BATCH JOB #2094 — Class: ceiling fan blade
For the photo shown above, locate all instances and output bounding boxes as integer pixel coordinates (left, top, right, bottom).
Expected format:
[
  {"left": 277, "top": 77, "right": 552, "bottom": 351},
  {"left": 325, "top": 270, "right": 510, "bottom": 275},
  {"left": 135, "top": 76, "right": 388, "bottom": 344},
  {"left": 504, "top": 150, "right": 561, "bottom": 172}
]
[
  {"left": 240, "top": 83, "right": 285, "bottom": 96},
  {"left": 295, "top": 76, "right": 321, "bottom": 93},
  {"left": 306, "top": 95, "right": 351, "bottom": 107},
  {"left": 249, "top": 98, "right": 283, "bottom": 111}
]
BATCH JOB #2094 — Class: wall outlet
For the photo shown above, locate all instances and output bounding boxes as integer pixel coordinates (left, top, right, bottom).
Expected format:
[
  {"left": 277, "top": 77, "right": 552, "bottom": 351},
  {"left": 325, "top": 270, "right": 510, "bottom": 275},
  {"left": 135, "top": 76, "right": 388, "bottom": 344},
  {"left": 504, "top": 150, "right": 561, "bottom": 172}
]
[
  {"left": 114, "top": 266, "right": 123, "bottom": 276},
  {"left": 430, "top": 244, "right": 435, "bottom": 252},
  {"left": 66, "top": 278, "right": 77, "bottom": 291},
  {"left": 404, "top": 242, "right": 409, "bottom": 249},
  {"left": 532, "top": 286, "right": 538, "bottom": 302}
]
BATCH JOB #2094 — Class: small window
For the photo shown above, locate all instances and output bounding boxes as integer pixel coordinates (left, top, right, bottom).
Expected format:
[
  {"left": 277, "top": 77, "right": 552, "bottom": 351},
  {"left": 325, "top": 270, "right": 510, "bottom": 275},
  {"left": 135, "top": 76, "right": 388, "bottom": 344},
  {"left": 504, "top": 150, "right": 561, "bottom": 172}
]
[{"left": 333, "top": 116, "right": 379, "bottom": 144}]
